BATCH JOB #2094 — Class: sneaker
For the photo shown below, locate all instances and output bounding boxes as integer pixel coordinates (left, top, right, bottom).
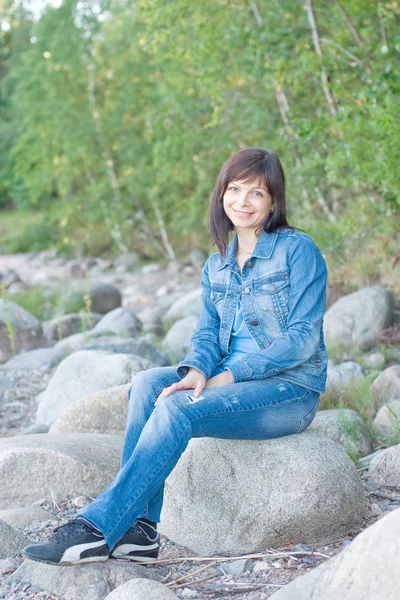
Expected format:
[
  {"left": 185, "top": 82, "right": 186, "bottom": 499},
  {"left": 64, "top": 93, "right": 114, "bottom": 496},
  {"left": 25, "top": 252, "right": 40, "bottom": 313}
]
[
  {"left": 22, "top": 517, "right": 110, "bottom": 566},
  {"left": 111, "top": 519, "right": 160, "bottom": 562}
]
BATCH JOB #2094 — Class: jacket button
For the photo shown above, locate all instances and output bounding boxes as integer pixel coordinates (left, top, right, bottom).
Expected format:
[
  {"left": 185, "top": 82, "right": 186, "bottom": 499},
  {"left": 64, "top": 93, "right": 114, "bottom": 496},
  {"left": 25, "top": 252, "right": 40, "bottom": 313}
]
[
  {"left": 284, "top": 274, "right": 289, "bottom": 279},
  {"left": 243, "top": 287, "right": 251, "bottom": 294},
  {"left": 246, "top": 261, "right": 253, "bottom": 268},
  {"left": 250, "top": 319, "right": 258, "bottom": 326},
  {"left": 210, "top": 293, "right": 215, "bottom": 301},
  {"left": 264, "top": 340, "right": 270, "bottom": 347},
  {"left": 266, "top": 284, "right": 275, "bottom": 292}
]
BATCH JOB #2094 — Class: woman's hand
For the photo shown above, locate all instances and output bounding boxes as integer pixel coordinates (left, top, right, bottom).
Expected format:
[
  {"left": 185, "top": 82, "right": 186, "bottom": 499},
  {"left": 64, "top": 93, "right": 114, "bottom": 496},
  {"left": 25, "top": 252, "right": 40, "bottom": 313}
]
[
  {"left": 154, "top": 367, "right": 206, "bottom": 405},
  {"left": 205, "top": 370, "right": 234, "bottom": 388}
]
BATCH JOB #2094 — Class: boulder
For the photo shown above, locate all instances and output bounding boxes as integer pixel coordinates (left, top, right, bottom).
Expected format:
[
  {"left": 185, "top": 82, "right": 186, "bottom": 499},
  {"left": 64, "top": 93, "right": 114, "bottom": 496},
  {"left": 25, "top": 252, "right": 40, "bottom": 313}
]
[
  {"left": 11, "top": 559, "right": 158, "bottom": 600},
  {"left": 104, "top": 579, "right": 178, "bottom": 600},
  {"left": 268, "top": 508, "right": 400, "bottom": 600},
  {"left": 324, "top": 286, "right": 394, "bottom": 350},
  {"left": 325, "top": 361, "right": 365, "bottom": 395},
  {"left": 93, "top": 308, "right": 142, "bottom": 337},
  {"left": 2, "top": 347, "right": 64, "bottom": 370},
  {"left": 372, "top": 401, "right": 400, "bottom": 442},
  {"left": 309, "top": 409, "right": 372, "bottom": 457},
  {"left": 0, "top": 507, "right": 50, "bottom": 528},
  {"left": 81, "top": 336, "right": 170, "bottom": 366},
  {"left": 163, "top": 289, "right": 202, "bottom": 322},
  {"left": 159, "top": 430, "right": 365, "bottom": 555},
  {"left": 0, "top": 299, "right": 44, "bottom": 363},
  {"left": 43, "top": 312, "right": 102, "bottom": 342},
  {"left": 371, "top": 365, "right": 400, "bottom": 409},
  {"left": 50, "top": 385, "right": 130, "bottom": 434},
  {"left": 0, "top": 433, "right": 123, "bottom": 509},
  {"left": 36, "top": 351, "right": 151, "bottom": 426},
  {"left": 363, "top": 352, "right": 385, "bottom": 370},
  {"left": 367, "top": 444, "right": 400, "bottom": 489},
  {"left": 0, "top": 520, "right": 29, "bottom": 558},
  {"left": 162, "top": 316, "right": 198, "bottom": 362},
  {"left": 89, "top": 283, "right": 122, "bottom": 314}
]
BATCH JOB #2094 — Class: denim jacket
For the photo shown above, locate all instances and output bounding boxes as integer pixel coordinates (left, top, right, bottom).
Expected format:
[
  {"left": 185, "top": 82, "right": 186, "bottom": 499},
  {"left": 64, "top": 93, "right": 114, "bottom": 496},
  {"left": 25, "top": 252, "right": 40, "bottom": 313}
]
[{"left": 177, "top": 227, "right": 328, "bottom": 393}]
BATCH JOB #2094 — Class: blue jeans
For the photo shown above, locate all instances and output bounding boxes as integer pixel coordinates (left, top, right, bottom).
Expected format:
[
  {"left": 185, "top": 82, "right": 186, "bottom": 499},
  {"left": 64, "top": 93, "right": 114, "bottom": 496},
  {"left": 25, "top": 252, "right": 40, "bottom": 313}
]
[{"left": 77, "top": 366, "right": 320, "bottom": 551}]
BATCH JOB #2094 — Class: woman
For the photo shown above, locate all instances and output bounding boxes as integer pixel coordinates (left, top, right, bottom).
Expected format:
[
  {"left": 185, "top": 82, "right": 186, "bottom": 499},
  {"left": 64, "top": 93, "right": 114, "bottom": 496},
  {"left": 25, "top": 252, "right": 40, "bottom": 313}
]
[{"left": 23, "top": 147, "right": 328, "bottom": 566}]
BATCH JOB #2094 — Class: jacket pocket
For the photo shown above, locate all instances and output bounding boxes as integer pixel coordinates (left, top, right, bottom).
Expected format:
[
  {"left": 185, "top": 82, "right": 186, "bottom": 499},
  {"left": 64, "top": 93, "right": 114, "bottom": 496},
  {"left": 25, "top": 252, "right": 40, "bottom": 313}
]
[{"left": 254, "top": 271, "right": 289, "bottom": 314}]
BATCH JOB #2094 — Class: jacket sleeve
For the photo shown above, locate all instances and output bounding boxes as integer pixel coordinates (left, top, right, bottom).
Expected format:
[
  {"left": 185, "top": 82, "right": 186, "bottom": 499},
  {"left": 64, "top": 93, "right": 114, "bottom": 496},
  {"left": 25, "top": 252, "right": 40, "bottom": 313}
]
[
  {"left": 225, "top": 236, "right": 328, "bottom": 383},
  {"left": 176, "top": 257, "right": 222, "bottom": 380}
]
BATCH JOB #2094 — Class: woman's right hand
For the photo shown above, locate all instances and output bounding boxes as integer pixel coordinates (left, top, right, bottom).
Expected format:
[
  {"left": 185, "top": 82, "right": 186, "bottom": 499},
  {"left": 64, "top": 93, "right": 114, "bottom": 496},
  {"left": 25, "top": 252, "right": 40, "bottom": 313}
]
[{"left": 154, "top": 367, "right": 206, "bottom": 405}]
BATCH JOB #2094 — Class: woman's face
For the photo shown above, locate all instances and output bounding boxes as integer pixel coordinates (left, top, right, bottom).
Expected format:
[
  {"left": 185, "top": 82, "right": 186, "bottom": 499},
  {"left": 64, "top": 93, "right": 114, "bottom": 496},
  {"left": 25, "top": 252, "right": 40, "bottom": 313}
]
[{"left": 222, "top": 178, "right": 274, "bottom": 233}]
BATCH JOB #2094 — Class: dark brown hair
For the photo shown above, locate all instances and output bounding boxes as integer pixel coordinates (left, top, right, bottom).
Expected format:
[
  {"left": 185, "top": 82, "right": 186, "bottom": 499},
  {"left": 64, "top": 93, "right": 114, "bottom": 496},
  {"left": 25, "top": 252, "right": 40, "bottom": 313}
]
[{"left": 209, "top": 147, "right": 297, "bottom": 258}]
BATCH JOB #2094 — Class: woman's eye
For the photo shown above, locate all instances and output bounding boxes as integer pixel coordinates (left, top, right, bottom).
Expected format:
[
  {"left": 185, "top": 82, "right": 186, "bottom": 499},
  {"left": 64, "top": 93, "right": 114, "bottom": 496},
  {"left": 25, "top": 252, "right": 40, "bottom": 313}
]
[{"left": 229, "top": 186, "right": 237, "bottom": 191}]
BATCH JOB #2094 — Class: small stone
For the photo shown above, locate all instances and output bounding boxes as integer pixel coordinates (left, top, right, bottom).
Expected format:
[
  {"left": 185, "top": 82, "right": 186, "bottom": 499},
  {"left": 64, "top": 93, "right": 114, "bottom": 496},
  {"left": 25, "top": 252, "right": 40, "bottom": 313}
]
[
  {"left": 0, "top": 558, "right": 19, "bottom": 575},
  {"left": 287, "top": 557, "right": 298, "bottom": 568},
  {"left": 72, "top": 496, "right": 89, "bottom": 509},
  {"left": 181, "top": 589, "right": 198, "bottom": 599},
  {"left": 272, "top": 560, "right": 284, "bottom": 568},
  {"left": 370, "top": 503, "right": 382, "bottom": 516},
  {"left": 219, "top": 558, "right": 250, "bottom": 576},
  {"left": 253, "top": 561, "right": 271, "bottom": 573}
]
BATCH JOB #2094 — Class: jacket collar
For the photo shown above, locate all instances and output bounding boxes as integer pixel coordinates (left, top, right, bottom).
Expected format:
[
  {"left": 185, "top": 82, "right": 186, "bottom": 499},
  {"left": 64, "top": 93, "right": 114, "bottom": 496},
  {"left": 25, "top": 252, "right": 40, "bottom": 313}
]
[{"left": 217, "top": 229, "right": 279, "bottom": 271}]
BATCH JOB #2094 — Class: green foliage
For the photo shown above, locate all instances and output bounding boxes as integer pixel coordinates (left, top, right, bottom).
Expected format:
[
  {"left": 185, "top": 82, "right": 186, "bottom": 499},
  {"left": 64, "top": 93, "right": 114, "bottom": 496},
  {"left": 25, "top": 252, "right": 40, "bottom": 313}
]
[{"left": 0, "top": 0, "right": 398, "bottom": 261}]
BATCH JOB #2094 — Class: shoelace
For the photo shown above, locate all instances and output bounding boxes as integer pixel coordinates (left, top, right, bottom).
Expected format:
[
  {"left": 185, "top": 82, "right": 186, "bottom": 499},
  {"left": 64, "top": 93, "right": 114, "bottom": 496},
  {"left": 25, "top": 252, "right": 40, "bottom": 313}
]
[{"left": 52, "top": 519, "right": 91, "bottom": 543}]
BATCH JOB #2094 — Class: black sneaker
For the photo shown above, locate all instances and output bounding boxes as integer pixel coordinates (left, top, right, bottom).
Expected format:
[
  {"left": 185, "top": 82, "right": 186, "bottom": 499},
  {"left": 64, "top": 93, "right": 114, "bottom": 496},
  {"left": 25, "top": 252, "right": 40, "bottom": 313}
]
[
  {"left": 22, "top": 517, "right": 110, "bottom": 566},
  {"left": 111, "top": 519, "right": 160, "bottom": 562}
]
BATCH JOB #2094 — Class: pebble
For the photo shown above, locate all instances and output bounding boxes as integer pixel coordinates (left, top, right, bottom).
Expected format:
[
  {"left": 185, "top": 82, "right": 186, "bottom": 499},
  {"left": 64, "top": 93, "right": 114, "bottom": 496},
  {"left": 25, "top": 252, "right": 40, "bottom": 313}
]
[{"left": 253, "top": 561, "right": 271, "bottom": 573}]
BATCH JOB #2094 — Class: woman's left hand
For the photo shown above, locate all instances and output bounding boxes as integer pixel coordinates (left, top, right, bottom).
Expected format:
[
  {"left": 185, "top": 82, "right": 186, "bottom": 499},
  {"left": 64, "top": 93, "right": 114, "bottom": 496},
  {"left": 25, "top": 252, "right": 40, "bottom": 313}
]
[{"left": 205, "top": 370, "right": 234, "bottom": 388}]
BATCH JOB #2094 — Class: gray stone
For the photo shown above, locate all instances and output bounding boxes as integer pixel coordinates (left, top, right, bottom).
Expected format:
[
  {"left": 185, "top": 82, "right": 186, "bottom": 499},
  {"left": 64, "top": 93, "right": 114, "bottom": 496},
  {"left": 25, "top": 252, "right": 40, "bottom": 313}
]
[
  {"left": 89, "top": 283, "right": 122, "bottom": 314},
  {"left": 12, "top": 559, "right": 159, "bottom": 600},
  {"left": 0, "top": 299, "right": 44, "bottom": 363},
  {"left": 367, "top": 444, "right": 400, "bottom": 489},
  {"left": 363, "top": 352, "right": 385, "bottom": 370},
  {"left": 0, "top": 520, "right": 28, "bottom": 558},
  {"left": 54, "top": 332, "right": 87, "bottom": 354},
  {"left": 186, "top": 248, "right": 207, "bottom": 269},
  {"left": 3, "top": 347, "right": 63, "bottom": 370},
  {"left": 324, "top": 286, "right": 394, "bottom": 350},
  {"left": 50, "top": 384, "right": 130, "bottom": 434},
  {"left": 36, "top": 350, "right": 151, "bottom": 426},
  {"left": 43, "top": 313, "right": 102, "bottom": 342},
  {"left": 0, "top": 507, "right": 50, "bottom": 528},
  {"left": 93, "top": 308, "right": 142, "bottom": 337},
  {"left": 159, "top": 430, "right": 365, "bottom": 555},
  {"left": 81, "top": 335, "right": 170, "bottom": 366},
  {"left": 0, "top": 433, "right": 123, "bottom": 509},
  {"left": 372, "top": 401, "right": 400, "bottom": 442},
  {"left": 325, "top": 361, "right": 365, "bottom": 395},
  {"left": 163, "top": 289, "right": 202, "bottom": 322},
  {"left": 371, "top": 365, "right": 400, "bottom": 409},
  {"left": 162, "top": 316, "right": 198, "bottom": 362},
  {"left": 309, "top": 409, "right": 372, "bottom": 457},
  {"left": 268, "top": 508, "right": 400, "bottom": 600},
  {"left": 104, "top": 578, "right": 178, "bottom": 600},
  {"left": 22, "top": 423, "right": 50, "bottom": 434}
]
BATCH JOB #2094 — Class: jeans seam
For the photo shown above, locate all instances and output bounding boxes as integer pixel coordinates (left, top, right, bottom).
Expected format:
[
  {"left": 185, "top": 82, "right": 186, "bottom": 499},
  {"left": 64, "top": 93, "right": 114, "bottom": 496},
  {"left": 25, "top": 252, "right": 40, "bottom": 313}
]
[
  {"left": 295, "top": 395, "right": 320, "bottom": 434},
  {"left": 105, "top": 418, "right": 192, "bottom": 541}
]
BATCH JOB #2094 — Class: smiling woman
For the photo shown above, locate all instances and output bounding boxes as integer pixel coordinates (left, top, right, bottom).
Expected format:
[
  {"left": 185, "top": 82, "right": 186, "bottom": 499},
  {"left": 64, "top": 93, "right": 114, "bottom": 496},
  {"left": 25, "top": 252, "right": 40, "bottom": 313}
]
[{"left": 23, "top": 147, "right": 328, "bottom": 567}]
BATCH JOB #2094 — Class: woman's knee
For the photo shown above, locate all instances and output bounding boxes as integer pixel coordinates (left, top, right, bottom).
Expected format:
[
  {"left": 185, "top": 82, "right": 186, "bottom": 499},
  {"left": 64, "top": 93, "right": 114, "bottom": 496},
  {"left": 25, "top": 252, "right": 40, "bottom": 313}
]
[{"left": 129, "top": 366, "right": 178, "bottom": 401}]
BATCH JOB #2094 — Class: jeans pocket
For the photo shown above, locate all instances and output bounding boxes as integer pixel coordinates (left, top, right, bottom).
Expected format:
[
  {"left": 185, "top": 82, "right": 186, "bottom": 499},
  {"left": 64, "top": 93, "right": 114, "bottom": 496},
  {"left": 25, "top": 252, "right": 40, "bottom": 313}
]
[{"left": 296, "top": 393, "right": 320, "bottom": 434}]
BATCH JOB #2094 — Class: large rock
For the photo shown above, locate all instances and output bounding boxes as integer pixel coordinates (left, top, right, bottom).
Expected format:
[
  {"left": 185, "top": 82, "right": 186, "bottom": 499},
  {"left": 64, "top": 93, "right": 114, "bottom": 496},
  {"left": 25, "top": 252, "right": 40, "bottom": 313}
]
[
  {"left": 268, "top": 508, "right": 400, "bottom": 600},
  {"left": 3, "top": 347, "right": 64, "bottom": 370},
  {"left": 11, "top": 559, "right": 158, "bottom": 600},
  {"left": 162, "top": 316, "right": 198, "bottom": 362},
  {"left": 324, "top": 286, "right": 394, "bottom": 350},
  {"left": 0, "top": 299, "right": 44, "bottom": 363},
  {"left": 93, "top": 308, "right": 142, "bottom": 337},
  {"left": 0, "top": 507, "right": 50, "bottom": 528},
  {"left": 163, "top": 288, "right": 202, "bottom": 322},
  {"left": 43, "top": 312, "right": 102, "bottom": 342},
  {"left": 0, "top": 433, "right": 123, "bottom": 509},
  {"left": 36, "top": 351, "right": 151, "bottom": 426},
  {"left": 89, "top": 283, "right": 122, "bottom": 314},
  {"left": 309, "top": 409, "right": 372, "bottom": 457},
  {"left": 105, "top": 579, "right": 178, "bottom": 600},
  {"left": 0, "top": 520, "right": 28, "bottom": 558},
  {"left": 371, "top": 365, "right": 400, "bottom": 409},
  {"left": 372, "top": 401, "right": 400, "bottom": 442},
  {"left": 367, "top": 443, "right": 400, "bottom": 488},
  {"left": 159, "top": 430, "right": 365, "bottom": 555},
  {"left": 81, "top": 336, "right": 170, "bottom": 366},
  {"left": 50, "top": 385, "right": 130, "bottom": 434}
]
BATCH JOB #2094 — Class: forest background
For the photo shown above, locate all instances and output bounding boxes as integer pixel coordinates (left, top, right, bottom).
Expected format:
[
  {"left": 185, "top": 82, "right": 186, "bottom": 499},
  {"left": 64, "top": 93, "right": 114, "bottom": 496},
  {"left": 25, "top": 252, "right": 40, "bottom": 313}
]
[{"left": 0, "top": 0, "right": 399, "bottom": 292}]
